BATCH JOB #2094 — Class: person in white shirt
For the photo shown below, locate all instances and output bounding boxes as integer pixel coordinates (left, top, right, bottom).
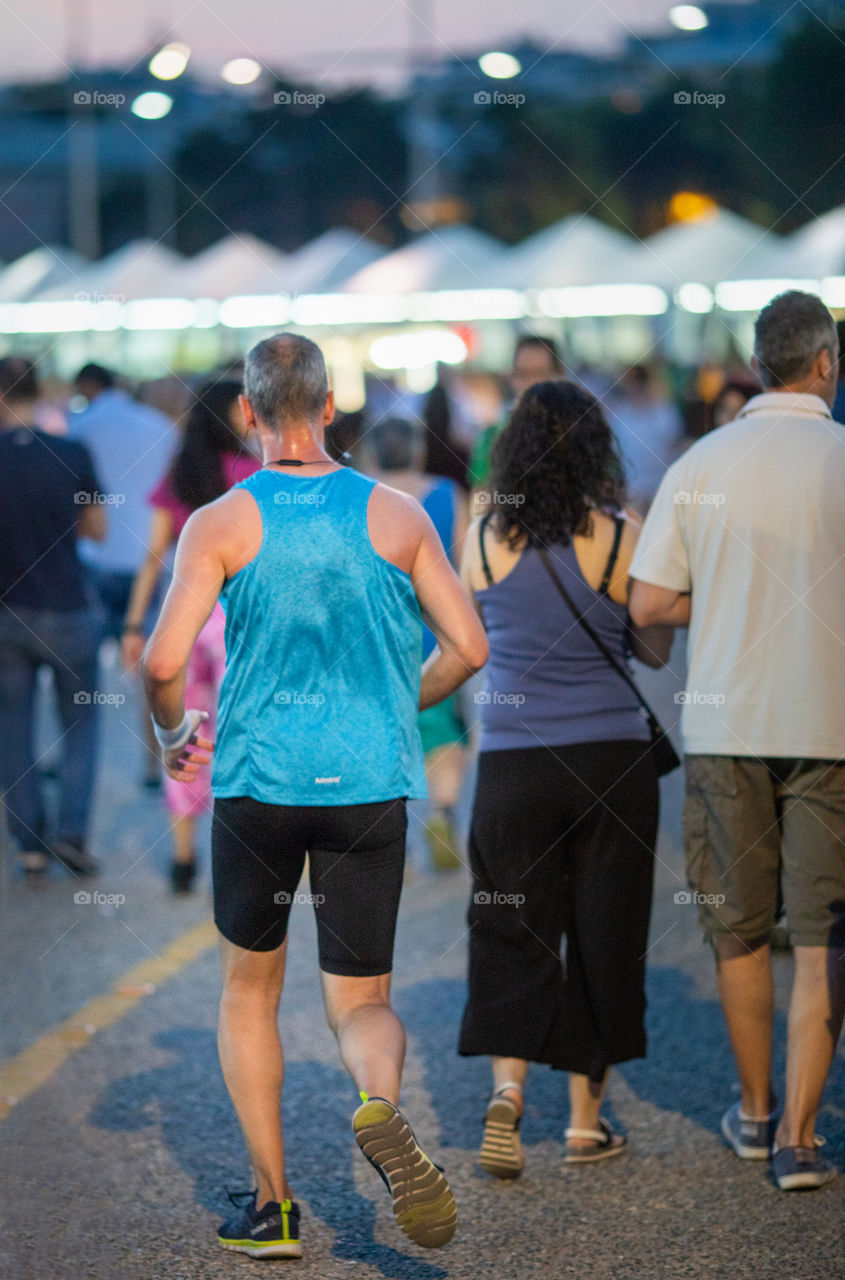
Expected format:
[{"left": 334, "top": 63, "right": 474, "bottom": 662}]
[{"left": 630, "top": 290, "right": 845, "bottom": 1193}]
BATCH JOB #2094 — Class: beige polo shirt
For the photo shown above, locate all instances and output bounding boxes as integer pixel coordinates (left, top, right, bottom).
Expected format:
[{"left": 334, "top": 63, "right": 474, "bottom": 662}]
[{"left": 631, "top": 392, "right": 845, "bottom": 758}]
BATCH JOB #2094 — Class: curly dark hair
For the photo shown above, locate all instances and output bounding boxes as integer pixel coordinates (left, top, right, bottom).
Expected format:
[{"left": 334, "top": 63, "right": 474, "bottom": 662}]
[
  {"left": 489, "top": 380, "right": 626, "bottom": 549},
  {"left": 169, "top": 379, "right": 246, "bottom": 512}
]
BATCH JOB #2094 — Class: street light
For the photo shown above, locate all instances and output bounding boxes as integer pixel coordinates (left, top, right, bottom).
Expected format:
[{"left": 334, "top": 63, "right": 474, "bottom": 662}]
[
  {"left": 478, "top": 51, "right": 521, "bottom": 79},
  {"left": 669, "top": 5, "right": 708, "bottom": 31},
  {"left": 131, "top": 91, "right": 174, "bottom": 120},
  {"left": 149, "top": 42, "right": 191, "bottom": 80},
  {"left": 221, "top": 57, "right": 262, "bottom": 85}
]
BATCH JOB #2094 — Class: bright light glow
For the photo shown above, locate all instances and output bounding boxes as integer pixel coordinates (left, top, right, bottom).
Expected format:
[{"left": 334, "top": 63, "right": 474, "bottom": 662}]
[
  {"left": 715, "top": 279, "right": 821, "bottom": 312},
  {"left": 131, "top": 92, "right": 174, "bottom": 120},
  {"left": 193, "top": 298, "right": 221, "bottom": 328},
  {"left": 149, "top": 43, "right": 191, "bottom": 80},
  {"left": 535, "top": 285, "right": 668, "bottom": 318},
  {"left": 677, "top": 282, "right": 714, "bottom": 313},
  {"left": 669, "top": 5, "right": 708, "bottom": 31},
  {"left": 821, "top": 277, "right": 845, "bottom": 307},
  {"left": 409, "top": 289, "right": 524, "bottom": 322},
  {"left": 291, "top": 294, "right": 409, "bottom": 326},
  {"left": 669, "top": 191, "right": 718, "bottom": 223},
  {"left": 218, "top": 295, "right": 289, "bottom": 328},
  {"left": 478, "top": 51, "right": 522, "bottom": 79},
  {"left": 221, "top": 57, "right": 262, "bottom": 85},
  {"left": 123, "top": 299, "right": 198, "bottom": 330},
  {"left": 369, "top": 330, "right": 468, "bottom": 370}
]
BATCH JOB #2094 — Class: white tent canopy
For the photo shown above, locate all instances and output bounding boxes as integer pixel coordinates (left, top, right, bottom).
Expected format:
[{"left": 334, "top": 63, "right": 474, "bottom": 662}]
[
  {"left": 0, "top": 245, "right": 87, "bottom": 302},
  {"left": 172, "top": 234, "right": 290, "bottom": 301},
  {"left": 624, "top": 209, "right": 788, "bottom": 288},
  {"left": 787, "top": 204, "right": 845, "bottom": 278},
  {"left": 34, "top": 240, "right": 183, "bottom": 302},
  {"left": 486, "top": 214, "right": 641, "bottom": 288},
  {"left": 281, "top": 229, "right": 385, "bottom": 294},
  {"left": 343, "top": 225, "right": 507, "bottom": 294}
]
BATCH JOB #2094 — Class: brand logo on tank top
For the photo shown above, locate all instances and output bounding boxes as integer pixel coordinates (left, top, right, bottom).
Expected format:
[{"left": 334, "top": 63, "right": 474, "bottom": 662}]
[{"left": 315, "top": 776, "right": 341, "bottom": 784}]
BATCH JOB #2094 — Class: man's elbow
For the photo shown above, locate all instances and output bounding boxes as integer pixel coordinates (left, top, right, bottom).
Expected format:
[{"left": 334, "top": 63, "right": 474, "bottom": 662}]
[
  {"left": 141, "top": 644, "right": 182, "bottom": 687},
  {"left": 628, "top": 582, "right": 659, "bottom": 628}
]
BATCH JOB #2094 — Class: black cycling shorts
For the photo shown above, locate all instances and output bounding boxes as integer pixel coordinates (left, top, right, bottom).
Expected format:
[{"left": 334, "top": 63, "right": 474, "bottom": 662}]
[{"left": 211, "top": 795, "right": 407, "bottom": 975}]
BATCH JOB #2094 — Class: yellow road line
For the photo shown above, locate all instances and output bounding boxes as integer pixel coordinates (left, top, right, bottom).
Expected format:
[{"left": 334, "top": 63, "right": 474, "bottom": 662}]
[{"left": 0, "top": 918, "right": 218, "bottom": 1121}]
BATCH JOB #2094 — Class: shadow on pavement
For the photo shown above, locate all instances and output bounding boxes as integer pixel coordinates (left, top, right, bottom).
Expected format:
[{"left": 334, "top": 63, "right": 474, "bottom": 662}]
[{"left": 89, "top": 1029, "right": 448, "bottom": 1280}]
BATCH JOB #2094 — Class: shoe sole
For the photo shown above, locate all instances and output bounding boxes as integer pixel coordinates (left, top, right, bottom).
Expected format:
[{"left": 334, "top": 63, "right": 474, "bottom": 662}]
[
  {"left": 776, "top": 1170, "right": 837, "bottom": 1191},
  {"left": 564, "top": 1138, "right": 627, "bottom": 1164},
  {"left": 721, "top": 1112, "right": 770, "bottom": 1160},
  {"left": 479, "top": 1098, "right": 524, "bottom": 1179},
  {"left": 219, "top": 1239, "right": 303, "bottom": 1258},
  {"left": 353, "top": 1100, "right": 457, "bottom": 1248}
]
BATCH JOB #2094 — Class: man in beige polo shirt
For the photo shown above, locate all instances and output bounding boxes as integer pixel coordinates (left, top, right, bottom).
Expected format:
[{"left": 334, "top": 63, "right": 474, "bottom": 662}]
[{"left": 630, "top": 290, "right": 845, "bottom": 1192}]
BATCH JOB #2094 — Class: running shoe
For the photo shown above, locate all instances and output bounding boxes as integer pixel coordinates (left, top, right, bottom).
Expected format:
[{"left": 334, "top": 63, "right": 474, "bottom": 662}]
[
  {"left": 773, "top": 1142, "right": 837, "bottom": 1191},
  {"left": 217, "top": 1190, "right": 302, "bottom": 1258},
  {"left": 721, "top": 1101, "right": 777, "bottom": 1160},
  {"left": 353, "top": 1096, "right": 457, "bottom": 1248}
]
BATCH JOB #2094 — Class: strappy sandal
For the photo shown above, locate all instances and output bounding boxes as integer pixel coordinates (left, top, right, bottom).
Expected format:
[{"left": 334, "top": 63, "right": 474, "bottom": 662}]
[
  {"left": 564, "top": 1118, "right": 627, "bottom": 1163},
  {"left": 479, "top": 1086, "right": 525, "bottom": 1179}
]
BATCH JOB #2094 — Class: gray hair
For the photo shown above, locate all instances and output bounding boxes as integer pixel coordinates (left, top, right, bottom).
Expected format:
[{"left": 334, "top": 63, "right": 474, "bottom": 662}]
[
  {"left": 753, "top": 291, "right": 838, "bottom": 389},
  {"left": 244, "top": 333, "right": 329, "bottom": 428}
]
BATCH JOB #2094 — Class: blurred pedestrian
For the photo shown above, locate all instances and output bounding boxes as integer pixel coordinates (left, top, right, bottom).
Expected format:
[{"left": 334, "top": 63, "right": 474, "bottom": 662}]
[
  {"left": 363, "top": 416, "right": 470, "bottom": 870},
  {"left": 141, "top": 334, "right": 487, "bottom": 1257},
  {"left": 630, "top": 290, "right": 845, "bottom": 1192},
  {"left": 122, "top": 379, "right": 257, "bottom": 892},
  {"left": 0, "top": 357, "right": 106, "bottom": 877},
  {"left": 605, "top": 363, "right": 683, "bottom": 514},
  {"left": 421, "top": 364, "right": 472, "bottom": 488},
  {"left": 712, "top": 375, "right": 760, "bottom": 429},
  {"left": 468, "top": 334, "right": 564, "bottom": 492},
  {"left": 458, "top": 380, "right": 674, "bottom": 1179},
  {"left": 70, "top": 362, "right": 176, "bottom": 787}
]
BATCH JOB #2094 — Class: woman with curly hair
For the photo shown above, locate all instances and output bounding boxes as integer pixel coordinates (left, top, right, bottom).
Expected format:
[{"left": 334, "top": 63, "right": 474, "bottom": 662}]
[{"left": 458, "top": 379, "right": 675, "bottom": 1177}]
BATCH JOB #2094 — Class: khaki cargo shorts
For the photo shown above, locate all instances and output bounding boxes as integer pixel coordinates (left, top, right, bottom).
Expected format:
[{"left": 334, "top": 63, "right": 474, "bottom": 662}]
[{"left": 682, "top": 755, "right": 845, "bottom": 947}]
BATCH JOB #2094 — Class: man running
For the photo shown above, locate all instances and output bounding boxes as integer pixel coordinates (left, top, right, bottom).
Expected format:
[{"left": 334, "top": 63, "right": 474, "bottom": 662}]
[{"left": 141, "top": 334, "right": 488, "bottom": 1258}]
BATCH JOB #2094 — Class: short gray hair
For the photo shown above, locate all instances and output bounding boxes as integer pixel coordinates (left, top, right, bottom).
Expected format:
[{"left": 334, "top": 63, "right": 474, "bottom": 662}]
[
  {"left": 753, "top": 291, "right": 838, "bottom": 388},
  {"left": 244, "top": 333, "right": 329, "bottom": 428}
]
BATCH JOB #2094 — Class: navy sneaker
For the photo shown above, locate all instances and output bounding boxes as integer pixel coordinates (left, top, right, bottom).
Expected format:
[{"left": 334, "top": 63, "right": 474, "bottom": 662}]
[
  {"left": 721, "top": 1102, "right": 777, "bottom": 1160},
  {"left": 218, "top": 1190, "right": 302, "bottom": 1259},
  {"left": 773, "top": 1143, "right": 837, "bottom": 1191}
]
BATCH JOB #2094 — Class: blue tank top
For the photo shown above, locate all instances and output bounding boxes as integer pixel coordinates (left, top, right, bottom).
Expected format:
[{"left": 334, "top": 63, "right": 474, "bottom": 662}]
[
  {"left": 212, "top": 467, "right": 427, "bottom": 805},
  {"left": 476, "top": 540, "right": 649, "bottom": 752},
  {"left": 420, "top": 477, "right": 457, "bottom": 661}
]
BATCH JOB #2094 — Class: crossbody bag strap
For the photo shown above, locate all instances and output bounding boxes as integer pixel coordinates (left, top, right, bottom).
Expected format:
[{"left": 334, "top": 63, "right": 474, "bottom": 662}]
[
  {"left": 535, "top": 543, "right": 662, "bottom": 730},
  {"left": 478, "top": 512, "right": 494, "bottom": 586}
]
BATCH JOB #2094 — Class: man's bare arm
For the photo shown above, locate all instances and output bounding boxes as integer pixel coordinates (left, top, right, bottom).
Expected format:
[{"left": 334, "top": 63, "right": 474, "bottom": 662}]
[{"left": 629, "top": 579, "right": 691, "bottom": 628}]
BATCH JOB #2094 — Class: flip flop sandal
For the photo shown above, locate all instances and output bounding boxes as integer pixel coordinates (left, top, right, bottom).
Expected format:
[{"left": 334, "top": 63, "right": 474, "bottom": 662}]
[
  {"left": 564, "top": 1118, "right": 627, "bottom": 1163},
  {"left": 479, "top": 1088, "right": 525, "bottom": 1179}
]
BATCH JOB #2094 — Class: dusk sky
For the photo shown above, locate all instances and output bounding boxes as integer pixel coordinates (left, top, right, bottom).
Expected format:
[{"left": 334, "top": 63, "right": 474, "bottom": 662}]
[{"left": 2, "top": 0, "right": 719, "bottom": 86}]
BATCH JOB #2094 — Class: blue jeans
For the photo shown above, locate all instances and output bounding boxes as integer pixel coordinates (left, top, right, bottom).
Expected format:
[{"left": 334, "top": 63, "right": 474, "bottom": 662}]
[{"left": 0, "top": 605, "right": 102, "bottom": 854}]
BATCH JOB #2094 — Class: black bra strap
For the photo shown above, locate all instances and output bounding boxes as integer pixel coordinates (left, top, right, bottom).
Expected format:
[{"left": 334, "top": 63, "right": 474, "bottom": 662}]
[
  {"left": 478, "top": 513, "right": 494, "bottom": 586},
  {"left": 598, "top": 515, "right": 625, "bottom": 597}
]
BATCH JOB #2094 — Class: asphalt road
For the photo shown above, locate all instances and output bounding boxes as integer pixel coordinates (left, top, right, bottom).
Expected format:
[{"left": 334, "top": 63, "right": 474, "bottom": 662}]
[{"left": 1, "top": 641, "right": 843, "bottom": 1280}]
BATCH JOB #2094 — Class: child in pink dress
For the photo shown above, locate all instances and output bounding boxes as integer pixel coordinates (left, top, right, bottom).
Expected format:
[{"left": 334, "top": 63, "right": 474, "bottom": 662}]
[{"left": 122, "top": 380, "right": 259, "bottom": 891}]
